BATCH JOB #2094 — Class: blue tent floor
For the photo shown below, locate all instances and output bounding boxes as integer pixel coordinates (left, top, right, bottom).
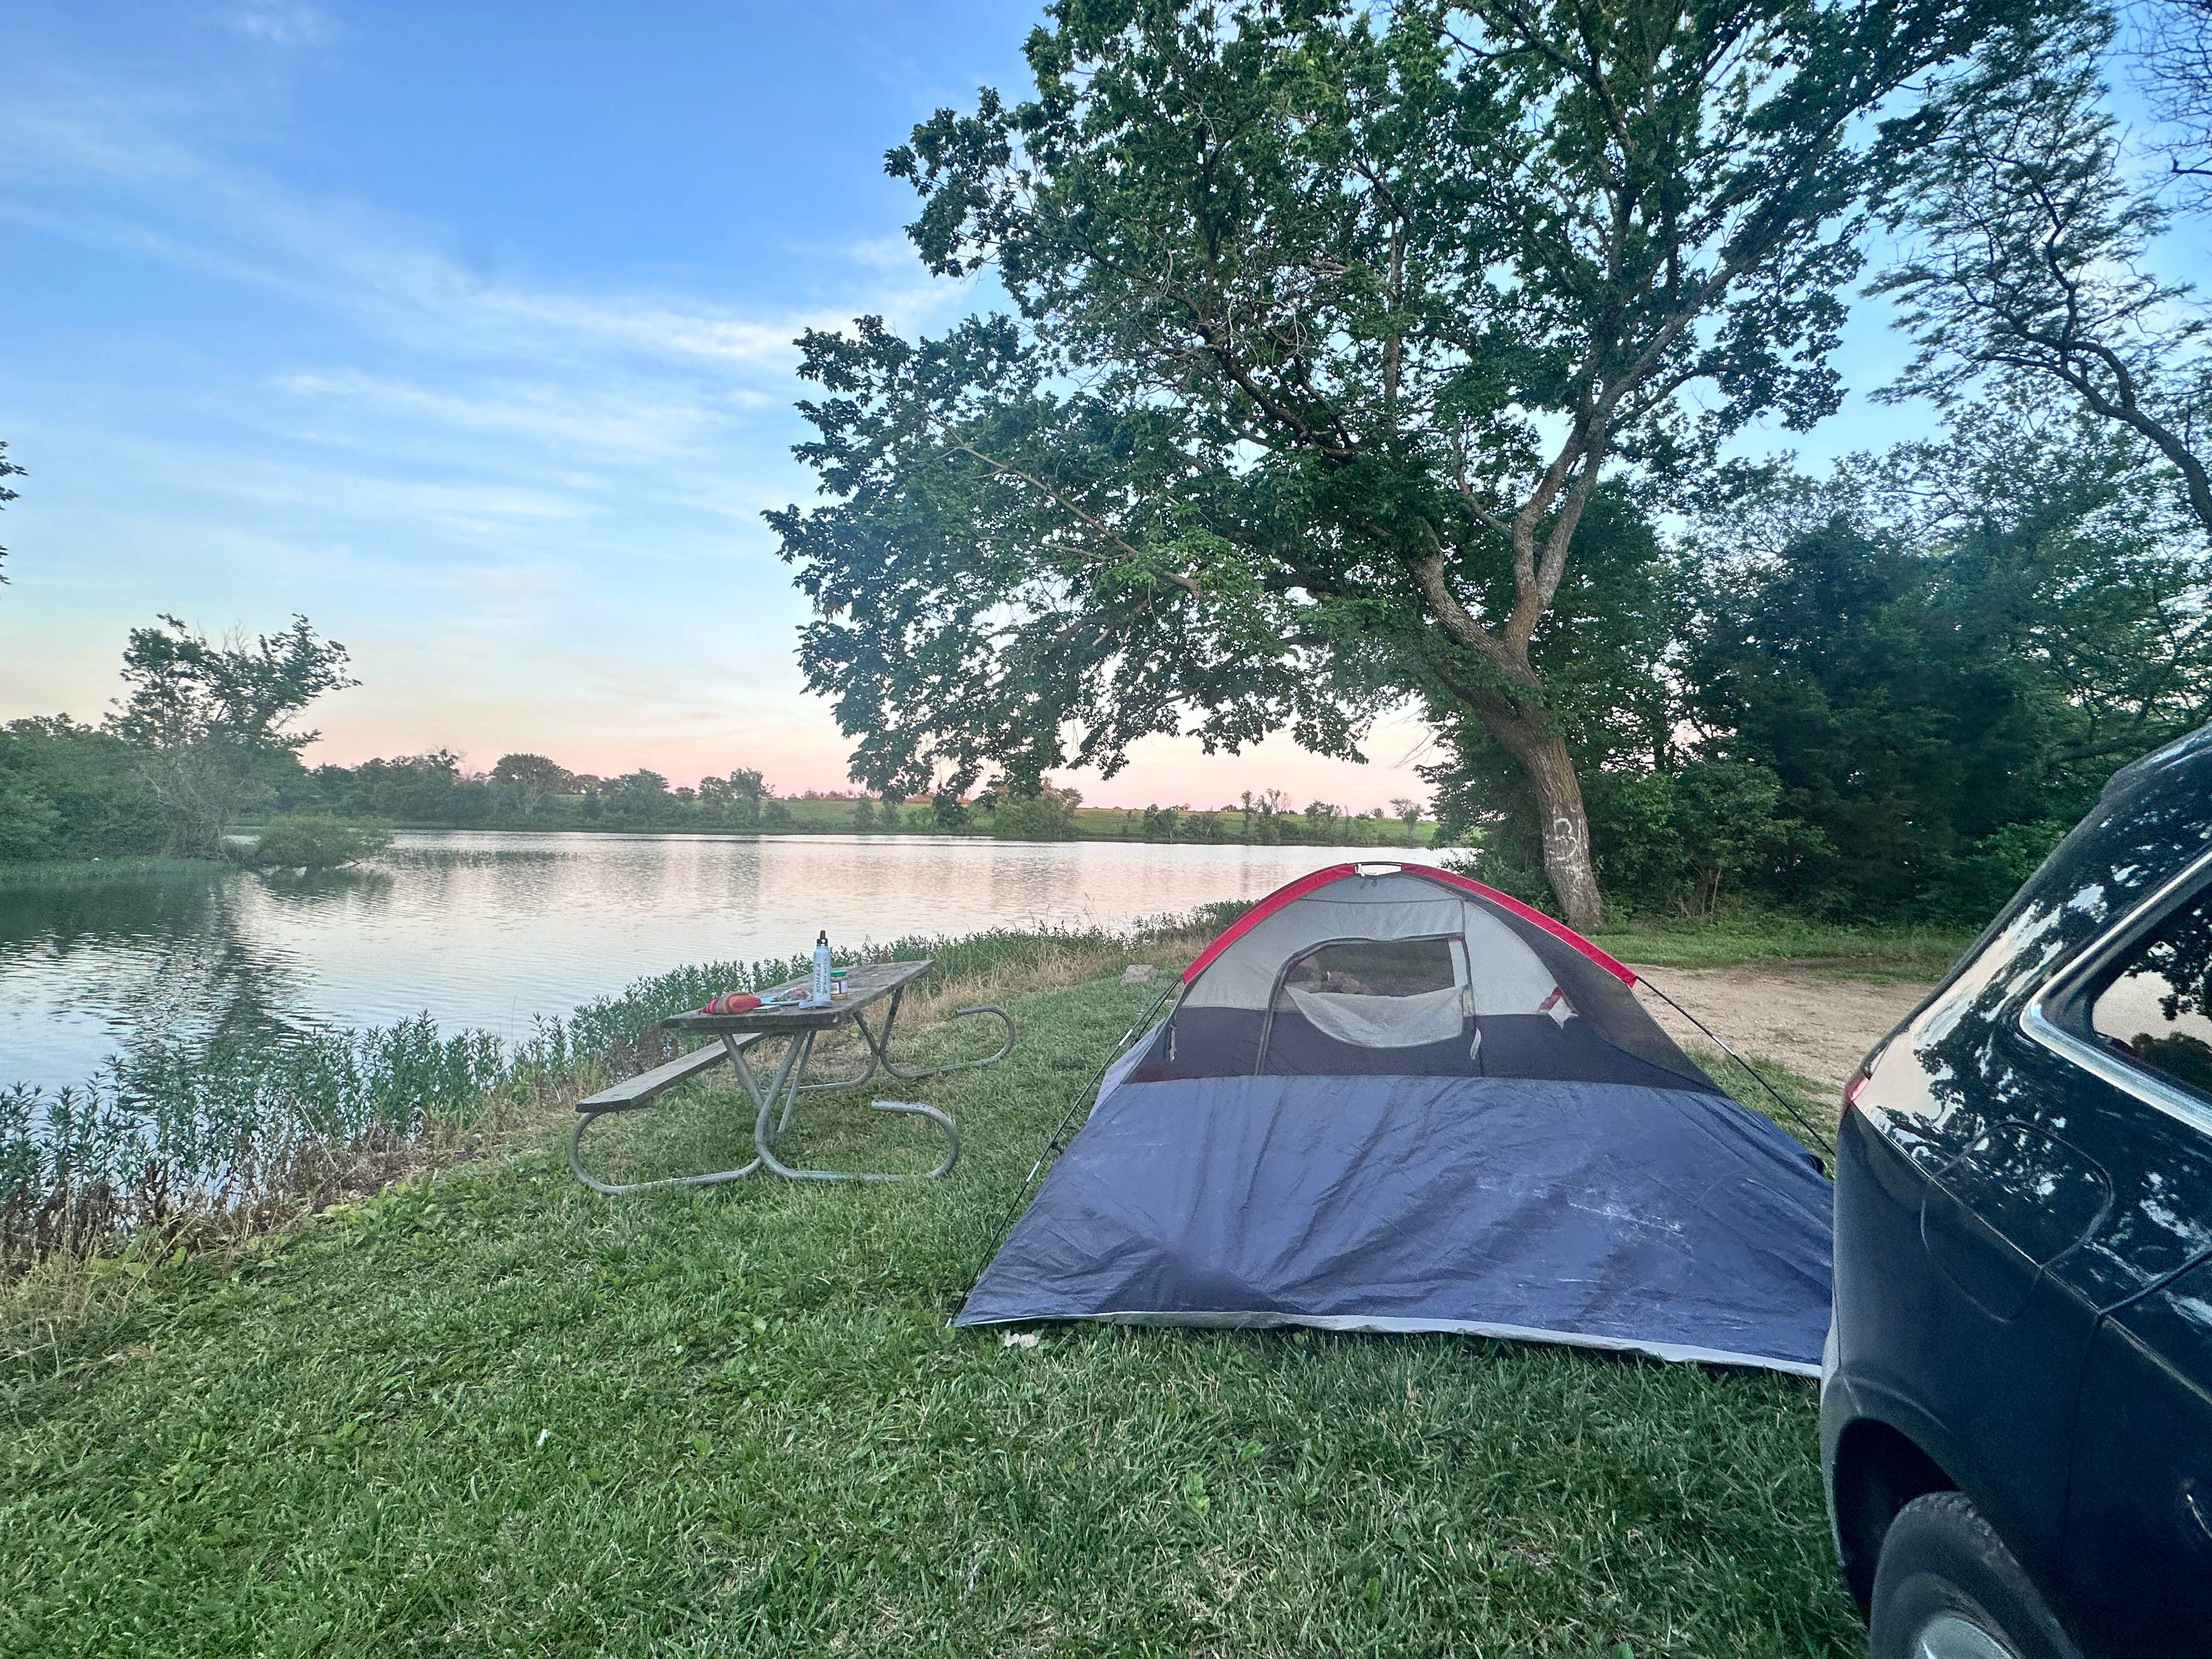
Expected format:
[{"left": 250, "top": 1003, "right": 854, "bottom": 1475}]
[{"left": 958, "top": 1074, "right": 1835, "bottom": 1376}]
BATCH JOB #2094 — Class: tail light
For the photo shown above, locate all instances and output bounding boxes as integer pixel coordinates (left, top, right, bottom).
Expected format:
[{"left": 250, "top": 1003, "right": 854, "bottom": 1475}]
[{"left": 1841, "top": 1058, "right": 1873, "bottom": 1127}]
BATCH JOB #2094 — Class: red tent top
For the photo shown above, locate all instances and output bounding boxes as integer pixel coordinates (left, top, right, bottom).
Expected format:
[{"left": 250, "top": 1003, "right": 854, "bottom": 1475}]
[{"left": 1180, "top": 862, "right": 1637, "bottom": 988}]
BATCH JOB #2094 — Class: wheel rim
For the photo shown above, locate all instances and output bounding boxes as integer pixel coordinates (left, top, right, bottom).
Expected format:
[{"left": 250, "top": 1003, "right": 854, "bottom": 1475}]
[{"left": 1914, "top": 1611, "right": 2021, "bottom": 1659}]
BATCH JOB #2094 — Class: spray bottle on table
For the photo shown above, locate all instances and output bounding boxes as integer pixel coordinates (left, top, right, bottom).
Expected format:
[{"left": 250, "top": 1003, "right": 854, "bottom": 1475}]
[{"left": 811, "top": 930, "right": 833, "bottom": 1006}]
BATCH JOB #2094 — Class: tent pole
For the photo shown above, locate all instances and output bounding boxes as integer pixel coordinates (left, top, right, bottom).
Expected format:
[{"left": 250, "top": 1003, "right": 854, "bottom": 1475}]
[{"left": 1634, "top": 978, "right": 1835, "bottom": 1162}]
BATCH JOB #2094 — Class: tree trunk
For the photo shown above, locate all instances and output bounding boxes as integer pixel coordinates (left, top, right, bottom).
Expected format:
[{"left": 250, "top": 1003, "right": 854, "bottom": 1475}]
[
  {"left": 1402, "top": 551, "right": 1607, "bottom": 930},
  {"left": 1478, "top": 699, "right": 1605, "bottom": 934}
]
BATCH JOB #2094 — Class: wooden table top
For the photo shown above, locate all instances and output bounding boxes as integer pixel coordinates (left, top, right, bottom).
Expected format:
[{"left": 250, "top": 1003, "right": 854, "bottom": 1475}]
[{"left": 656, "top": 958, "right": 933, "bottom": 1034}]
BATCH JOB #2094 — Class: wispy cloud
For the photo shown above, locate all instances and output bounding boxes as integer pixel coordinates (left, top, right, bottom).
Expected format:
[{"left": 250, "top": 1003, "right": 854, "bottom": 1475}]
[
  {"left": 216, "top": 1, "right": 338, "bottom": 50},
  {"left": 274, "top": 370, "right": 758, "bottom": 460},
  {"left": 0, "top": 78, "right": 966, "bottom": 382}
]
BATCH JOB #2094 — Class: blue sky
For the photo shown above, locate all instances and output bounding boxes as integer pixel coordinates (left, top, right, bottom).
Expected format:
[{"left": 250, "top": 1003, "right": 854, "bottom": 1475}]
[{"left": 1, "top": 0, "right": 1932, "bottom": 810}]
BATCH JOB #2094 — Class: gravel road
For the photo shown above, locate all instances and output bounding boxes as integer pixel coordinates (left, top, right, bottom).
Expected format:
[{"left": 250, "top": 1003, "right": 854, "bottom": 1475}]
[{"left": 1628, "top": 961, "right": 1939, "bottom": 1097}]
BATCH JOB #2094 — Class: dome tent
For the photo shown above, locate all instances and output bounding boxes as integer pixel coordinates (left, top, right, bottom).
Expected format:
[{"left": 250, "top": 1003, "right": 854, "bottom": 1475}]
[{"left": 957, "top": 864, "right": 1833, "bottom": 1375}]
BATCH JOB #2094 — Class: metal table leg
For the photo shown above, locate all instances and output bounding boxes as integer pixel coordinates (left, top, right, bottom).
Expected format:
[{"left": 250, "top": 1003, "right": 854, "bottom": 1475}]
[
  {"left": 743, "top": 1024, "right": 960, "bottom": 1183},
  {"left": 572, "top": 986, "right": 996, "bottom": 1194},
  {"left": 564, "top": 1031, "right": 782, "bottom": 1197},
  {"left": 798, "top": 989, "right": 1015, "bottom": 1092}
]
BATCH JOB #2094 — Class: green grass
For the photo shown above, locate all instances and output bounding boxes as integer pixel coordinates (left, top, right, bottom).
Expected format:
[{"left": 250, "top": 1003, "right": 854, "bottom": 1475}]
[
  {"left": 1589, "top": 912, "right": 1974, "bottom": 979},
  {"left": 1685, "top": 1044, "right": 1837, "bottom": 1152},
  {"left": 0, "top": 855, "right": 219, "bottom": 888},
  {"left": 2, "top": 971, "right": 1860, "bottom": 1657}
]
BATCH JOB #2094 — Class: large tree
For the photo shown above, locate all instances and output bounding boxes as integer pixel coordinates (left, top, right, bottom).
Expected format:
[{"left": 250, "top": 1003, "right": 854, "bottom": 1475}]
[
  {"left": 489, "top": 752, "right": 578, "bottom": 821},
  {"left": 104, "top": 614, "right": 357, "bottom": 856},
  {"left": 770, "top": 0, "right": 2028, "bottom": 926},
  {"left": 1876, "top": 6, "right": 2212, "bottom": 541}
]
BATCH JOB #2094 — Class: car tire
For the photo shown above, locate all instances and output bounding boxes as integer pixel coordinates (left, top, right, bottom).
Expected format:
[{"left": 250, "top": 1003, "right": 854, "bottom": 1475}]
[{"left": 1869, "top": 1492, "right": 2085, "bottom": 1659}]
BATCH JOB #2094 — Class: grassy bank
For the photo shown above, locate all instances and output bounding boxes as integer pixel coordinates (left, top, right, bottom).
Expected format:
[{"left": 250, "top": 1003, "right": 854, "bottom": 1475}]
[
  {"left": 1, "top": 918, "right": 1233, "bottom": 1271},
  {"left": 0, "top": 855, "right": 221, "bottom": 889},
  {"left": 3, "top": 966, "right": 1861, "bottom": 1658}
]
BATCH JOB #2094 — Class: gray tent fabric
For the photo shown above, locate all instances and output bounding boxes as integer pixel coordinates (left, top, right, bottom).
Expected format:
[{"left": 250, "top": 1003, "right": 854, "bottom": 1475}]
[
  {"left": 958, "top": 1072, "right": 1833, "bottom": 1374},
  {"left": 957, "top": 863, "right": 1834, "bottom": 1374}
]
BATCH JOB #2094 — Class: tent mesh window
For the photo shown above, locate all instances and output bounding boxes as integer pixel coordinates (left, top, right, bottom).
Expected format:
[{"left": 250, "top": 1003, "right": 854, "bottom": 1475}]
[
  {"left": 1282, "top": 938, "right": 1457, "bottom": 998},
  {"left": 1267, "top": 938, "right": 1470, "bottom": 1060}
]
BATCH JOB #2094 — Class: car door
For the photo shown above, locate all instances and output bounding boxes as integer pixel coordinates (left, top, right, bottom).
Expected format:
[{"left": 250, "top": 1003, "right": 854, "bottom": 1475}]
[
  {"left": 2027, "top": 870, "right": 2212, "bottom": 1649},
  {"left": 2061, "top": 1256, "right": 2212, "bottom": 1647},
  {"left": 1846, "top": 844, "right": 2212, "bottom": 1610}
]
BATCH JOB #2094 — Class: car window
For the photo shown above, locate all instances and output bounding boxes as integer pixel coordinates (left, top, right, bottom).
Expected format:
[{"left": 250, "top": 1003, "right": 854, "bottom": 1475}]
[{"left": 2091, "top": 888, "right": 2212, "bottom": 1100}]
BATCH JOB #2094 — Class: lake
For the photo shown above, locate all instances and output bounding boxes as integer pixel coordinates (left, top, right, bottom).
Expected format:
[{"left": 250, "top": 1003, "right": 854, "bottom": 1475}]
[{"left": 1, "top": 831, "right": 1432, "bottom": 1093}]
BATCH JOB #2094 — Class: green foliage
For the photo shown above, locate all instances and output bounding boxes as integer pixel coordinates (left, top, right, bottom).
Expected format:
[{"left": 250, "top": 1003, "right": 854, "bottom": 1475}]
[
  {"left": 1875, "top": 7, "right": 2212, "bottom": 540},
  {"left": 244, "top": 814, "right": 393, "bottom": 871},
  {"left": 991, "top": 781, "right": 1084, "bottom": 840},
  {"left": 1685, "top": 393, "right": 2211, "bottom": 919},
  {"left": 696, "top": 766, "right": 767, "bottom": 829},
  {"left": 1, "top": 1015, "right": 507, "bottom": 1266},
  {"left": 770, "top": 0, "right": 2023, "bottom": 923},
  {"left": 296, "top": 749, "right": 485, "bottom": 826},
  {"left": 602, "top": 769, "right": 672, "bottom": 824},
  {"left": 0, "top": 719, "right": 167, "bottom": 861},
  {"left": 104, "top": 614, "right": 356, "bottom": 857},
  {"left": 488, "top": 753, "right": 577, "bottom": 821},
  {"left": 0, "top": 439, "right": 22, "bottom": 585},
  {"left": 1435, "top": 387, "right": 2212, "bottom": 923},
  {"left": 1586, "top": 763, "right": 1832, "bottom": 917}
]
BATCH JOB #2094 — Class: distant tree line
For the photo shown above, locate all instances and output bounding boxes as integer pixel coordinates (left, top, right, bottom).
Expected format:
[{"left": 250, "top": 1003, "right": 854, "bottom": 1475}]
[
  {"left": 0, "top": 625, "right": 1436, "bottom": 857},
  {"left": 273, "top": 751, "right": 796, "bottom": 834},
  {"left": 1101, "top": 792, "right": 1427, "bottom": 847}
]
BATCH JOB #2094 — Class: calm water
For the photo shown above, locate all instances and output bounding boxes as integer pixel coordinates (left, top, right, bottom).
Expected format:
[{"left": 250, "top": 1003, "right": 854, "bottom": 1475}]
[{"left": 1, "top": 831, "right": 1428, "bottom": 1092}]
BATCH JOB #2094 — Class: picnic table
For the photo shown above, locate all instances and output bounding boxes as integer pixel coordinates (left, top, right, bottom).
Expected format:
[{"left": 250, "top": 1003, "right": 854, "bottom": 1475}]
[{"left": 565, "top": 959, "right": 1014, "bottom": 1196}]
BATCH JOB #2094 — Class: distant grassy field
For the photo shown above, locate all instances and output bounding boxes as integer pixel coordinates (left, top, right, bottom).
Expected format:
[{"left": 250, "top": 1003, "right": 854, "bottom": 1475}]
[
  {"left": 228, "top": 800, "right": 1444, "bottom": 845},
  {"left": 3, "top": 968, "right": 1860, "bottom": 1657},
  {"left": 1589, "top": 912, "right": 1977, "bottom": 979}
]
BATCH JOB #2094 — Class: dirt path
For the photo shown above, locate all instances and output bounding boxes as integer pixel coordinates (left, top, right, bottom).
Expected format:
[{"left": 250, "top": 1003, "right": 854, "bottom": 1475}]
[{"left": 1626, "top": 962, "right": 1938, "bottom": 1097}]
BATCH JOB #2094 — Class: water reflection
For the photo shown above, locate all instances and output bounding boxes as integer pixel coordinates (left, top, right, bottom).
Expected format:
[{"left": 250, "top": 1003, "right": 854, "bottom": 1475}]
[{"left": 1, "top": 832, "right": 1426, "bottom": 1091}]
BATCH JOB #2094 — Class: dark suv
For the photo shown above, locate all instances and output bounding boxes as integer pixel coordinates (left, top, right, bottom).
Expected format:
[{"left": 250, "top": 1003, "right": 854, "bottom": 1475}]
[{"left": 1822, "top": 723, "right": 2212, "bottom": 1658}]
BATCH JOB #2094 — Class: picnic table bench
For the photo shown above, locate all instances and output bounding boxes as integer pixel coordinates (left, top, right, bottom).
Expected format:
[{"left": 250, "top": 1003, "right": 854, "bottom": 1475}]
[{"left": 566, "top": 959, "right": 1013, "bottom": 1195}]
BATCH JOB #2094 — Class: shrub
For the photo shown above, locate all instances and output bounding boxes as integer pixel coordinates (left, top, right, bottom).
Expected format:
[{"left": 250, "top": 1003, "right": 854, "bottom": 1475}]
[
  {"left": 992, "top": 781, "right": 1084, "bottom": 840},
  {"left": 247, "top": 814, "right": 393, "bottom": 870}
]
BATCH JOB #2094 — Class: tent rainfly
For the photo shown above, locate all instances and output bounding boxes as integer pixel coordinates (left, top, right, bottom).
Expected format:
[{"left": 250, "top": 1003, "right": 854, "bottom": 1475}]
[{"left": 957, "top": 863, "right": 1833, "bottom": 1375}]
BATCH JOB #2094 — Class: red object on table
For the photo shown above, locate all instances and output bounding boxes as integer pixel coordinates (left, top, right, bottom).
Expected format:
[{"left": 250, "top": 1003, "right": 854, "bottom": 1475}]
[{"left": 702, "top": 991, "right": 763, "bottom": 1017}]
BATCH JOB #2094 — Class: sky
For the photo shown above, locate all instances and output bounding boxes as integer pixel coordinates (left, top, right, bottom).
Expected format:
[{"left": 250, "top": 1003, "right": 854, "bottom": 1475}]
[{"left": 0, "top": 0, "right": 1935, "bottom": 812}]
